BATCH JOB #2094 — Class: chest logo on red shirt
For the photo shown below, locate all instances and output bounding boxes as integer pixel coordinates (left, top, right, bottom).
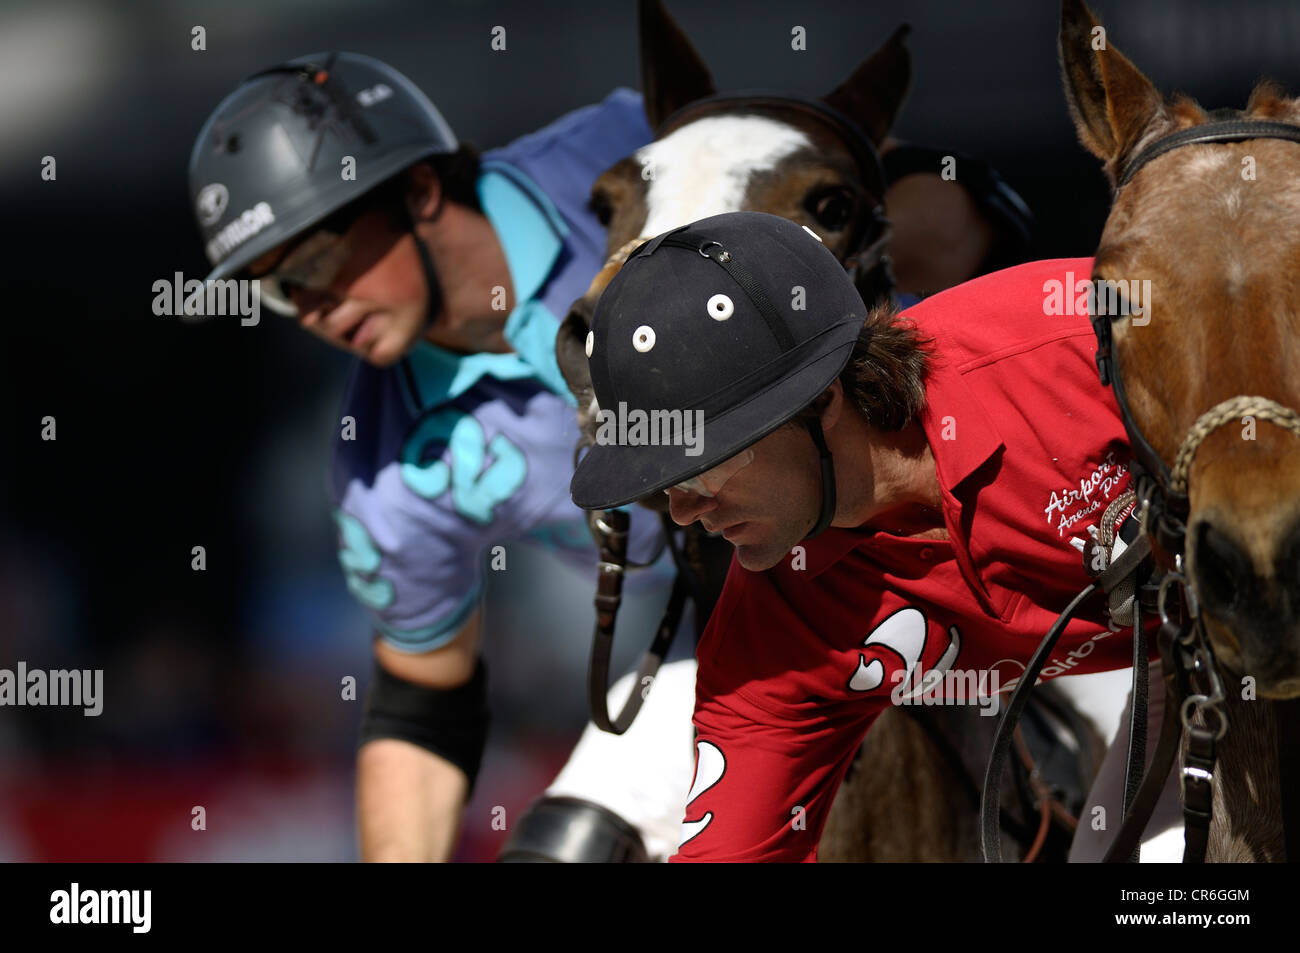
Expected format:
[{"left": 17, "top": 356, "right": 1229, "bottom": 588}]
[
  {"left": 847, "top": 607, "right": 961, "bottom": 696},
  {"left": 1042, "top": 450, "right": 1131, "bottom": 539}
]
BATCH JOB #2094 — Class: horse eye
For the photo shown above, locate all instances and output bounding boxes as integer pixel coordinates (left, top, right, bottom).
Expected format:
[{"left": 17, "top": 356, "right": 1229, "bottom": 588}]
[
  {"left": 807, "top": 189, "right": 853, "bottom": 232},
  {"left": 589, "top": 190, "right": 613, "bottom": 227}
]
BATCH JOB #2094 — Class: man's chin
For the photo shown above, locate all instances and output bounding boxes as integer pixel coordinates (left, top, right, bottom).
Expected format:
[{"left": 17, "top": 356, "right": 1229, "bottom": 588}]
[
  {"left": 733, "top": 542, "right": 786, "bottom": 573},
  {"left": 362, "top": 339, "right": 403, "bottom": 367},
  {"left": 362, "top": 324, "right": 421, "bottom": 367}
]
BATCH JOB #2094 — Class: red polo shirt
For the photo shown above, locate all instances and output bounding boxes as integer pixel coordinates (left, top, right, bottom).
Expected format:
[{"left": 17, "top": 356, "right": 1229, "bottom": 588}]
[{"left": 672, "top": 258, "right": 1156, "bottom": 863}]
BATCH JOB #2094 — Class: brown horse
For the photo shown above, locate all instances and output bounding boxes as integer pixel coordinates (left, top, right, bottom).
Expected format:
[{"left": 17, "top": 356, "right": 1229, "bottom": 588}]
[
  {"left": 1059, "top": 0, "right": 1300, "bottom": 860},
  {"left": 552, "top": 0, "right": 1102, "bottom": 862}
]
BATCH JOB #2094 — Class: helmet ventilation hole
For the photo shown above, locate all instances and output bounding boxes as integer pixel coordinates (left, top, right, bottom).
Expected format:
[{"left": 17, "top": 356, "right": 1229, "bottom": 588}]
[{"left": 707, "top": 294, "right": 734, "bottom": 321}]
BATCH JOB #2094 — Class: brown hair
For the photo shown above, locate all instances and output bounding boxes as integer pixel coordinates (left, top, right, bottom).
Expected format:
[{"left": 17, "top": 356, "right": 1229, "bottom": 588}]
[
  {"left": 426, "top": 142, "right": 483, "bottom": 212},
  {"left": 793, "top": 300, "right": 932, "bottom": 430}
]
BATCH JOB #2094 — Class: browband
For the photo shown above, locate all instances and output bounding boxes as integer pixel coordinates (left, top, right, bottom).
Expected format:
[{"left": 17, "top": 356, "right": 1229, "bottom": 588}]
[
  {"left": 658, "top": 91, "right": 889, "bottom": 206},
  {"left": 1116, "top": 118, "right": 1300, "bottom": 190}
]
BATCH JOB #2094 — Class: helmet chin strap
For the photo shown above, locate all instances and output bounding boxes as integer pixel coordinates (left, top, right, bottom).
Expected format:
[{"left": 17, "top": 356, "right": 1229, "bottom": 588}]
[
  {"left": 803, "top": 417, "right": 837, "bottom": 540},
  {"left": 404, "top": 199, "right": 444, "bottom": 328}
]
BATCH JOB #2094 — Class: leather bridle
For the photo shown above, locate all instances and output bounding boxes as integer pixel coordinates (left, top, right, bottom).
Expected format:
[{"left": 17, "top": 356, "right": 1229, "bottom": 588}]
[{"left": 983, "top": 116, "right": 1300, "bottom": 864}]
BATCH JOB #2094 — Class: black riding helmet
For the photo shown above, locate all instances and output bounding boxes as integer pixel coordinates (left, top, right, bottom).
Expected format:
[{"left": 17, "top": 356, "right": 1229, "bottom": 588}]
[
  {"left": 571, "top": 211, "right": 867, "bottom": 539},
  {"left": 187, "top": 51, "right": 455, "bottom": 317}
]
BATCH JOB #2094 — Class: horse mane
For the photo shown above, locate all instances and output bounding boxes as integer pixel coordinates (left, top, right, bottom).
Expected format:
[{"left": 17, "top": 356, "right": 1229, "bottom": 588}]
[
  {"left": 1244, "top": 79, "right": 1299, "bottom": 120},
  {"left": 1163, "top": 80, "right": 1298, "bottom": 128}
]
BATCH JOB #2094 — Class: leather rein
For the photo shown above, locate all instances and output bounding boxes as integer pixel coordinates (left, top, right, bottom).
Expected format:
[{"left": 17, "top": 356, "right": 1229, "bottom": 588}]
[{"left": 982, "top": 117, "right": 1300, "bottom": 863}]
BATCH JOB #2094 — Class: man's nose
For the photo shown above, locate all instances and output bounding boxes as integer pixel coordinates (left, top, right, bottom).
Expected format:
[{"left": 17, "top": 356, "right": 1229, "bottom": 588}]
[{"left": 665, "top": 486, "right": 717, "bottom": 526}]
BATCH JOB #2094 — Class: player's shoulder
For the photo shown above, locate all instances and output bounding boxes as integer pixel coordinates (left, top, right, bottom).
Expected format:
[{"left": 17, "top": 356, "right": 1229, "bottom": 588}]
[
  {"left": 487, "top": 88, "right": 652, "bottom": 170},
  {"left": 900, "top": 257, "right": 1098, "bottom": 368}
]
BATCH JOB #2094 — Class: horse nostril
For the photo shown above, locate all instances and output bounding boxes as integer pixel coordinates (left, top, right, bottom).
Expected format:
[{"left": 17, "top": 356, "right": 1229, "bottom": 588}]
[{"left": 1194, "top": 523, "right": 1252, "bottom": 616}]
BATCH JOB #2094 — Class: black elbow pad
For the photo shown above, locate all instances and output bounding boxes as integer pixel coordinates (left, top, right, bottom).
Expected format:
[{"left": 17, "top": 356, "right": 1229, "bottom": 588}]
[{"left": 359, "top": 656, "right": 491, "bottom": 795}]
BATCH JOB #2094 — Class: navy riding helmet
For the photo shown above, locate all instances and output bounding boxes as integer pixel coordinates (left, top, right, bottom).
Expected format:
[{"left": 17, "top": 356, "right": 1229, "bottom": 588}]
[{"left": 572, "top": 210, "right": 867, "bottom": 538}]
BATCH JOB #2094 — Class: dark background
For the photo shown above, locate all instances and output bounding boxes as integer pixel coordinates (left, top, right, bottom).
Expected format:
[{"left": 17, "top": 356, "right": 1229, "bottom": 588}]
[{"left": 1, "top": 0, "right": 1297, "bottom": 860}]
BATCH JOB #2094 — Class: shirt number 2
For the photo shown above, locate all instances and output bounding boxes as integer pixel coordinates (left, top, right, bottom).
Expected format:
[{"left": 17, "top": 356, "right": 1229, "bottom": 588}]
[{"left": 400, "top": 409, "right": 527, "bottom": 525}]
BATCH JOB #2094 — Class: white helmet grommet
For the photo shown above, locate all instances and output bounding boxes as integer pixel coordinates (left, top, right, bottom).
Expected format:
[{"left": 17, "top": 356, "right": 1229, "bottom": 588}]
[
  {"left": 585, "top": 330, "right": 594, "bottom": 358},
  {"left": 801, "top": 224, "right": 824, "bottom": 243},
  {"left": 633, "top": 325, "right": 656, "bottom": 352},
  {"left": 707, "top": 294, "right": 734, "bottom": 321}
]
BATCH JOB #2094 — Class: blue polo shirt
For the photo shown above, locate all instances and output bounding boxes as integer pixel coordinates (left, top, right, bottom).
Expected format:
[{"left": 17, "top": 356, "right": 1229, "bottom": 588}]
[{"left": 331, "top": 88, "right": 661, "bottom": 651}]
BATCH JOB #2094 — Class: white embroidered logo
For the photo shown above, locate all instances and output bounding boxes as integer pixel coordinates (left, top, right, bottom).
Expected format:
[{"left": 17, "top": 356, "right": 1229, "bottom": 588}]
[{"left": 1042, "top": 450, "right": 1129, "bottom": 538}]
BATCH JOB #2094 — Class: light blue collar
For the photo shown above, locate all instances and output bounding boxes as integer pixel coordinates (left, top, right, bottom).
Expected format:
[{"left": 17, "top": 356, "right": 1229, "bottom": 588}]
[{"left": 403, "top": 164, "right": 575, "bottom": 408}]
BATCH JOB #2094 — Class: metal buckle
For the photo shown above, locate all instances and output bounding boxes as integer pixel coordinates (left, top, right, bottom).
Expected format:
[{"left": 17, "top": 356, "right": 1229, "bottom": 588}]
[
  {"left": 1157, "top": 556, "right": 1201, "bottom": 628},
  {"left": 1180, "top": 763, "right": 1215, "bottom": 804},
  {"left": 1157, "top": 570, "right": 1189, "bottom": 628}
]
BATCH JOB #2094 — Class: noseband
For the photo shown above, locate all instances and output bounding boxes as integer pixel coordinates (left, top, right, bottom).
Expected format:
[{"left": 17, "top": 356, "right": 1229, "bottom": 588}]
[{"left": 984, "top": 115, "right": 1300, "bottom": 864}]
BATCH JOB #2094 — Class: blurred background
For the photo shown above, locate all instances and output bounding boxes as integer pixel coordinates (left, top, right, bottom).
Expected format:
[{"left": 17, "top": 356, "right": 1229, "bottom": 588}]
[{"left": 1, "top": 0, "right": 1298, "bottom": 861}]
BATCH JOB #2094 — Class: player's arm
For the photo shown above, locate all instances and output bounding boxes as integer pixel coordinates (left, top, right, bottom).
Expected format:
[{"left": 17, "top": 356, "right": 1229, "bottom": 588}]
[
  {"left": 356, "top": 607, "right": 487, "bottom": 862},
  {"left": 669, "top": 691, "right": 874, "bottom": 863}
]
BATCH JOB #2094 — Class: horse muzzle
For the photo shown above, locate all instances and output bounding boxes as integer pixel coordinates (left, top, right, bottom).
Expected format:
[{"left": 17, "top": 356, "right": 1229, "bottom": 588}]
[{"left": 1191, "top": 511, "right": 1300, "bottom": 697}]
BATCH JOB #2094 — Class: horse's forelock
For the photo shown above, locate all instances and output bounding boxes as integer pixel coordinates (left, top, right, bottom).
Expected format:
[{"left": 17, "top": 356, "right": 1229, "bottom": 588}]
[
  {"left": 1245, "top": 80, "right": 1299, "bottom": 121},
  {"left": 637, "top": 113, "right": 813, "bottom": 237}
]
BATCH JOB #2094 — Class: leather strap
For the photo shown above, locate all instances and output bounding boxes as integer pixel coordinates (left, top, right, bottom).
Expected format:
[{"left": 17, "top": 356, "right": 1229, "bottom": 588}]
[
  {"left": 1117, "top": 118, "right": 1300, "bottom": 189},
  {"left": 1101, "top": 617, "right": 1186, "bottom": 861},
  {"left": 804, "top": 418, "right": 837, "bottom": 540},
  {"left": 982, "top": 533, "right": 1152, "bottom": 862},
  {"left": 982, "top": 581, "right": 1100, "bottom": 862},
  {"left": 1119, "top": 598, "right": 1148, "bottom": 862},
  {"left": 1181, "top": 723, "right": 1216, "bottom": 863},
  {"left": 587, "top": 510, "right": 688, "bottom": 735},
  {"left": 659, "top": 92, "right": 888, "bottom": 207}
]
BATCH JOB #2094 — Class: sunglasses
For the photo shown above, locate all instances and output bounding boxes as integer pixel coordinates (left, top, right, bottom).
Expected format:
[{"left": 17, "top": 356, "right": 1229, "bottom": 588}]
[
  {"left": 667, "top": 447, "right": 755, "bottom": 497},
  {"left": 252, "top": 198, "right": 376, "bottom": 318}
]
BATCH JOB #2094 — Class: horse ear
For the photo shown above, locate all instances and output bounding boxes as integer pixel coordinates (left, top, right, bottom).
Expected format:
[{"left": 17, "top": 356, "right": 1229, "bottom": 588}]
[
  {"left": 638, "top": 0, "right": 716, "bottom": 130},
  {"left": 821, "top": 24, "right": 912, "bottom": 146},
  {"left": 1059, "top": 0, "right": 1164, "bottom": 169},
  {"left": 556, "top": 307, "right": 596, "bottom": 415}
]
